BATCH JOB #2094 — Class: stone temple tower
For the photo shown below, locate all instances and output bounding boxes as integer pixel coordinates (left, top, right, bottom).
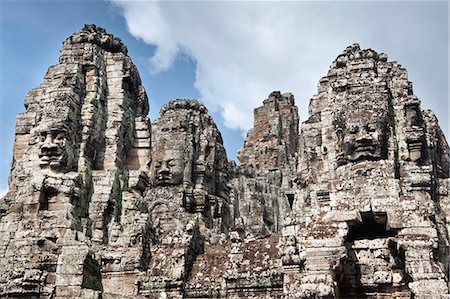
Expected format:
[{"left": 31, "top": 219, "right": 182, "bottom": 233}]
[
  {"left": 0, "top": 26, "right": 449, "bottom": 298},
  {"left": 0, "top": 24, "right": 152, "bottom": 297},
  {"left": 281, "top": 43, "right": 450, "bottom": 298}
]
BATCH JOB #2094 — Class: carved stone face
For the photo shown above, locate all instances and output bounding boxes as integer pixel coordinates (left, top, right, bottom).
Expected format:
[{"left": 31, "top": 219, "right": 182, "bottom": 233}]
[
  {"left": 153, "top": 149, "right": 185, "bottom": 186},
  {"left": 405, "top": 104, "right": 421, "bottom": 127},
  {"left": 336, "top": 111, "right": 388, "bottom": 165},
  {"left": 38, "top": 127, "right": 67, "bottom": 170}
]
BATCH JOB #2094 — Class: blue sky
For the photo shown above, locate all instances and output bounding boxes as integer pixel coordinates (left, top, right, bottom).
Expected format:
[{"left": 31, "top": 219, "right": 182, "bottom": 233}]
[{"left": 1, "top": 1, "right": 449, "bottom": 197}]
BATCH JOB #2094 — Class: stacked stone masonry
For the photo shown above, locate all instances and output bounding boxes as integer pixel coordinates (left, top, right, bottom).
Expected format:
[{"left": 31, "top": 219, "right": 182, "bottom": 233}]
[{"left": 0, "top": 25, "right": 449, "bottom": 298}]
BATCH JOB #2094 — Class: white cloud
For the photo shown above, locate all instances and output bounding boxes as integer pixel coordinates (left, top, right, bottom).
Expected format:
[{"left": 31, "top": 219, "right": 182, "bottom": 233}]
[
  {"left": 120, "top": 2, "right": 179, "bottom": 73},
  {"left": 111, "top": 1, "right": 448, "bottom": 136},
  {"left": 0, "top": 187, "right": 7, "bottom": 199}
]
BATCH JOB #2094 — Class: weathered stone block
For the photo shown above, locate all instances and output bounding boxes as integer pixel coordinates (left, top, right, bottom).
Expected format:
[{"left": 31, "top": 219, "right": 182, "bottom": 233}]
[{"left": 1, "top": 29, "right": 450, "bottom": 299}]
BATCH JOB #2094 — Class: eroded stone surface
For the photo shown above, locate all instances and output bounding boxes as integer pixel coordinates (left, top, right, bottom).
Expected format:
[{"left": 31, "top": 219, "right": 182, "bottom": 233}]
[
  {"left": 1, "top": 27, "right": 449, "bottom": 298},
  {"left": 0, "top": 24, "right": 150, "bottom": 298},
  {"left": 282, "top": 43, "right": 450, "bottom": 298}
]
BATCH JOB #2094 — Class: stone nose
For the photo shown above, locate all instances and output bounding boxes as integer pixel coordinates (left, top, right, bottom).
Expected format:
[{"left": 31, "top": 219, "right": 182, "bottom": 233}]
[
  {"left": 158, "top": 162, "right": 170, "bottom": 174},
  {"left": 355, "top": 128, "right": 374, "bottom": 142}
]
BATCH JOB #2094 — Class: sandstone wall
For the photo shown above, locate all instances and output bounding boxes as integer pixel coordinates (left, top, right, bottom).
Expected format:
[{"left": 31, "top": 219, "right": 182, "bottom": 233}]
[
  {"left": 281, "top": 44, "right": 450, "bottom": 298},
  {"left": 0, "top": 26, "right": 448, "bottom": 298}
]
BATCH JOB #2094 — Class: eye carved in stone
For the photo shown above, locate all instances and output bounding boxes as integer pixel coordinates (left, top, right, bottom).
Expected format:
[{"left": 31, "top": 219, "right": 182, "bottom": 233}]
[
  {"left": 40, "top": 132, "right": 47, "bottom": 143},
  {"left": 366, "top": 123, "right": 377, "bottom": 133},
  {"left": 348, "top": 125, "right": 359, "bottom": 134}
]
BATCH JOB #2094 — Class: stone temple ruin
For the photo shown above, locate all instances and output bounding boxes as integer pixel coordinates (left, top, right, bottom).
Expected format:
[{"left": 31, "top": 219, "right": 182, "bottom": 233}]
[{"left": 0, "top": 24, "right": 449, "bottom": 298}]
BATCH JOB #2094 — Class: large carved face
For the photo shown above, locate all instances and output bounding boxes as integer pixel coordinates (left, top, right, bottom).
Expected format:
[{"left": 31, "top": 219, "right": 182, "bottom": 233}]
[
  {"left": 336, "top": 110, "right": 388, "bottom": 165},
  {"left": 153, "top": 149, "right": 185, "bottom": 186},
  {"left": 38, "top": 126, "right": 68, "bottom": 170}
]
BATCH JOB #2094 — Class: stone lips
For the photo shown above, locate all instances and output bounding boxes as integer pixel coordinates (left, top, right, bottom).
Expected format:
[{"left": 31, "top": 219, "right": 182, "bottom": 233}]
[{"left": 0, "top": 26, "right": 449, "bottom": 298}]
